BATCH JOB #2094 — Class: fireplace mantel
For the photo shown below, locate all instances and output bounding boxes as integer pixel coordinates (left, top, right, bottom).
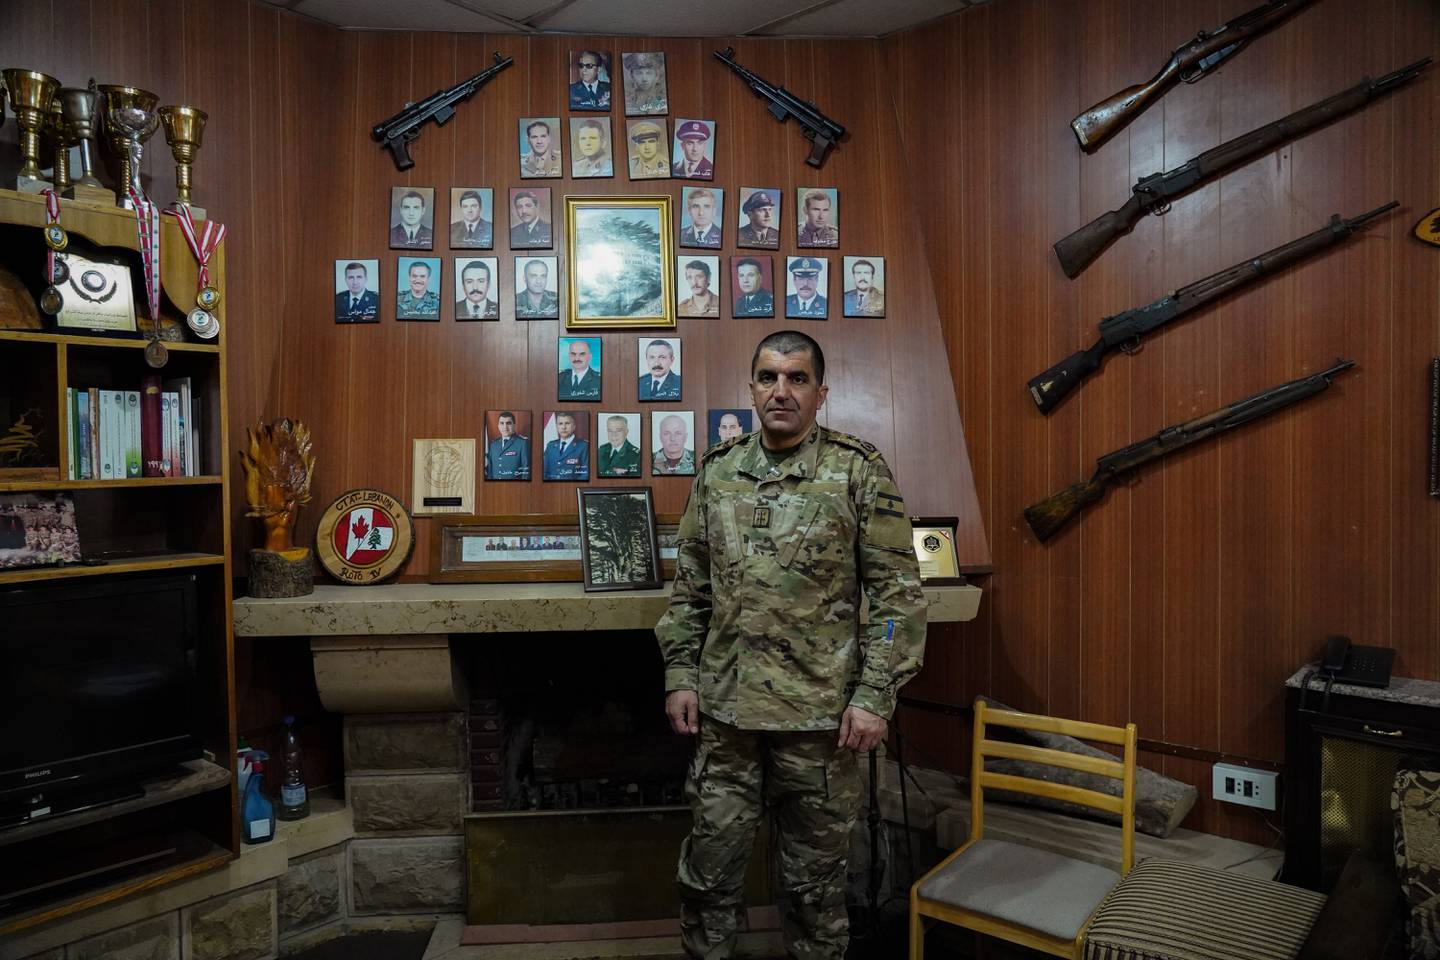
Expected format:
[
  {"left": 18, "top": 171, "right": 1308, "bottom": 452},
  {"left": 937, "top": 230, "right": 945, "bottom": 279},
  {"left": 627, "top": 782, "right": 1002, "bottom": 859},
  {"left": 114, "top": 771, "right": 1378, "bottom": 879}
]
[{"left": 232, "top": 581, "right": 982, "bottom": 638}]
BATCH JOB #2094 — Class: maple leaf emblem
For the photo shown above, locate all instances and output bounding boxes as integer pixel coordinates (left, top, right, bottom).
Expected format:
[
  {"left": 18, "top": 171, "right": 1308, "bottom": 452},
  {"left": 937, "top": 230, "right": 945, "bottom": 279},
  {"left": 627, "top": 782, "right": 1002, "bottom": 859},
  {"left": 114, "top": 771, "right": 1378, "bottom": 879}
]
[{"left": 351, "top": 514, "right": 370, "bottom": 542}]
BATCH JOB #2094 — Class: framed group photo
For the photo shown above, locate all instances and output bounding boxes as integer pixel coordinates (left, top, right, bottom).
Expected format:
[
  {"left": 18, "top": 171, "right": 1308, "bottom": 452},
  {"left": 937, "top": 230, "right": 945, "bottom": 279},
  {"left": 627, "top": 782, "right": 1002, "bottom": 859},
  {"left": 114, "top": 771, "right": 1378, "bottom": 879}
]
[
  {"left": 431, "top": 514, "right": 583, "bottom": 584},
  {"left": 577, "top": 487, "right": 662, "bottom": 592},
  {"left": 565, "top": 195, "right": 674, "bottom": 329}
]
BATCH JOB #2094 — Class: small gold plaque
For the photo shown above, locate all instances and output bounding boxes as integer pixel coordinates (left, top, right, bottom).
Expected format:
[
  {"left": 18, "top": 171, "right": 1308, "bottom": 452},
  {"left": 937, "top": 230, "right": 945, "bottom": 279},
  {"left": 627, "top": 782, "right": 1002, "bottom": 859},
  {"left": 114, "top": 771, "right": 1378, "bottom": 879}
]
[
  {"left": 910, "top": 516, "right": 962, "bottom": 585},
  {"left": 411, "top": 438, "right": 476, "bottom": 516}
]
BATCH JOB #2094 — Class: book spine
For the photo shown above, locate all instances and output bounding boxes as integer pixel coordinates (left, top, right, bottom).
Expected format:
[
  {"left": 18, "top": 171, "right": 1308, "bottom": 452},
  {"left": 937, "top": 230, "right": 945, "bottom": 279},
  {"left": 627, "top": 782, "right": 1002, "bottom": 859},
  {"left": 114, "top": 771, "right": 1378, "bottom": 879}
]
[
  {"left": 167, "top": 392, "right": 181, "bottom": 477},
  {"left": 76, "top": 389, "right": 92, "bottom": 480},
  {"left": 109, "top": 390, "right": 125, "bottom": 481},
  {"left": 89, "top": 388, "right": 100, "bottom": 480},
  {"left": 98, "top": 389, "right": 115, "bottom": 481},
  {"left": 191, "top": 395, "right": 203, "bottom": 475},
  {"left": 125, "top": 390, "right": 141, "bottom": 478},
  {"left": 66, "top": 388, "right": 75, "bottom": 480},
  {"left": 160, "top": 392, "right": 173, "bottom": 478},
  {"left": 141, "top": 375, "right": 163, "bottom": 477}
]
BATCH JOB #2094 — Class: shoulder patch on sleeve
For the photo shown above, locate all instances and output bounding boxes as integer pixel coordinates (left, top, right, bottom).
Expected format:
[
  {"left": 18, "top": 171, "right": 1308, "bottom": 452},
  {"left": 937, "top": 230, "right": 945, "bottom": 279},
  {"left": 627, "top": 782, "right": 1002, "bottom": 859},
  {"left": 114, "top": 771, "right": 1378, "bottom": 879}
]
[
  {"left": 827, "top": 430, "right": 882, "bottom": 460},
  {"left": 701, "top": 433, "right": 745, "bottom": 464}
]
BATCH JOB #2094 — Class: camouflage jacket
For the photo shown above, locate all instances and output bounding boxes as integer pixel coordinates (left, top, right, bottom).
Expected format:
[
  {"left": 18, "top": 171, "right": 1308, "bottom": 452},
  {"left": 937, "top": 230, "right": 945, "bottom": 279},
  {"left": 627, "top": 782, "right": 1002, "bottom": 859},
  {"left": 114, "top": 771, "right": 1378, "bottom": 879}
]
[{"left": 655, "top": 425, "right": 927, "bottom": 730}]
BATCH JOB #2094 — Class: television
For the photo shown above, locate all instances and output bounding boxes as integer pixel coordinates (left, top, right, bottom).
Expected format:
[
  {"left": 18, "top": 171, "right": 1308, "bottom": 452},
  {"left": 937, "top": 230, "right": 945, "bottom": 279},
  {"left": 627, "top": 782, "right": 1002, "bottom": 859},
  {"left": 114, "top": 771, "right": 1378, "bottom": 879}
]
[{"left": 0, "top": 571, "right": 204, "bottom": 828}]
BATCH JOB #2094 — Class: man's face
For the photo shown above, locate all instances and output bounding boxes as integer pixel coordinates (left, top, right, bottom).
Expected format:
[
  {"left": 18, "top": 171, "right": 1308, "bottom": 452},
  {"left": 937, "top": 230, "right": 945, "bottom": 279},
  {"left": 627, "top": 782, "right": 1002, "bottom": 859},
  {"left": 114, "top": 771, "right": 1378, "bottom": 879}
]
[
  {"left": 568, "top": 340, "right": 590, "bottom": 373},
  {"left": 460, "top": 197, "right": 481, "bottom": 224},
  {"left": 737, "top": 264, "right": 761, "bottom": 294},
  {"left": 399, "top": 196, "right": 424, "bottom": 228},
  {"left": 852, "top": 264, "right": 873, "bottom": 292},
  {"left": 577, "top": 126, "right": 603, "bottom": 158},
  {"left": 635, "top": 135, "right": 659, "bottom": 161},
  {"left": 793, "top": 271, "right": 818, "bottom": 300},
  {"left": 462, "top": 267, "right": 489, "bottom": 303},
  {"left": 681, "top": 137, "right": 706, "bottom": 163},
  {"left": 497, "top": 416, "right": 515, "bottom": 438},
  {"left": 747, "top": 202, "right": 774, "bottom": 230},
  {"left": 646, "top": 343, "right": 674, "bottom": 379},
  {"left": 514, "top": 196, "right": 537, "bottom": 224},
  {"left": 685, "top": 267, "right": 709, "bottom": 297},
  {"left": 345, "top": 268, "right": 367, "bottom": 295},
  {"left": 528, "top": 125, "right": 551, "bottom": 155},
  {"left": 717, "top": 413, "right": 742, "bottom": 440},
  {"left": 607, "top": 418, "right": 628, "bottom": 446},
  {"left": 805, "top": 197, "right": 831, "bottom": 229},
  {"left": 408, "top": 265, "right": 429, "bottom": 297},
  {"left": 632, "top": 65, "right": 657, "bottom": 92},
  {"left": 659, "top": 416, "right": 687, "bottom": 458},
  {"left": 751, "top": 347, "right": 828, "bottom": 447},
  {"left": 555, "top": 415, "right": 575, "bottom": 440},
  {"left": 525, "top": 262, "right": 548, "bottom": 294},
  {"left": 688, "top": 195, "right": 714, "bottom": 230},
  {"left": 577, "top": 55, "right": 600, "bottom": 82}
]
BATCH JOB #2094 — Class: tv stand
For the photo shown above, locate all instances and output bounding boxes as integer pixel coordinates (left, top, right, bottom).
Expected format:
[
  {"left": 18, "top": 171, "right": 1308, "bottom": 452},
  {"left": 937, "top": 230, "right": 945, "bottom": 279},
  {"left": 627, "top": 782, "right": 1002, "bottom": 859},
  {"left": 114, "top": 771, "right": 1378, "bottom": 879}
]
[{"left": 0, "top": 779, "right": 145, "bottom": 831}]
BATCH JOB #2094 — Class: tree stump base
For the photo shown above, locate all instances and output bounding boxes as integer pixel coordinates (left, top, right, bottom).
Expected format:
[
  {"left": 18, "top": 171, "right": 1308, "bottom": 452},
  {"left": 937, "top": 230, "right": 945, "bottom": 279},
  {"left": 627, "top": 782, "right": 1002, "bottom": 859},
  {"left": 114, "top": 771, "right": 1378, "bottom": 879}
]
[{"left": 248, "top": 548, "right": 315, "bottom": 598}]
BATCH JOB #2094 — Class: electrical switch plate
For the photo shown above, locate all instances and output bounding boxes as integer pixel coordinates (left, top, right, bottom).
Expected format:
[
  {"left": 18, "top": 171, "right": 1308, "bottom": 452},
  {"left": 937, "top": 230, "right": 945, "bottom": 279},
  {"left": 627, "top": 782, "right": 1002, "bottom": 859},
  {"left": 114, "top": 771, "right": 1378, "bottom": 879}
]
[{"left": 1212, "top": 762, "right": 1278, "bottom": 811}]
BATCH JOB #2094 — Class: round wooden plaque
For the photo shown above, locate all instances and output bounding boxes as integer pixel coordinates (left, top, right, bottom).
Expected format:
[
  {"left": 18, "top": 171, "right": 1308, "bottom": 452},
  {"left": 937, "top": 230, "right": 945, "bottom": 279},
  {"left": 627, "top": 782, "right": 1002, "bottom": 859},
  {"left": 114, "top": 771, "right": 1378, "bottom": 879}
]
[{"left": 313, "top": 488, "right": 415, "bottom": 585}]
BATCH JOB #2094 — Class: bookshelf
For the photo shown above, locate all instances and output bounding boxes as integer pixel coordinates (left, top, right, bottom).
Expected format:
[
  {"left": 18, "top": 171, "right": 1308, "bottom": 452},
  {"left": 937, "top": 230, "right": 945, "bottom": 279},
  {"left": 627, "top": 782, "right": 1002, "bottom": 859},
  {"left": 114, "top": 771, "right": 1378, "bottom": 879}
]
[{"left": 0, "top": 187, "right": 237, "bottom": 936}]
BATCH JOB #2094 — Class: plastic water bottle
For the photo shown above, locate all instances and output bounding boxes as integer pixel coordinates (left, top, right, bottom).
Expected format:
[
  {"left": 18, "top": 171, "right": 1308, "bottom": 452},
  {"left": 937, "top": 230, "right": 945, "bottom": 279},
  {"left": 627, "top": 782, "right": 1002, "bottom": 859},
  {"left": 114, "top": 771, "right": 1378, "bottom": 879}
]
[{"left": 278, "top": 715, "right": 310, "bottom": 821}]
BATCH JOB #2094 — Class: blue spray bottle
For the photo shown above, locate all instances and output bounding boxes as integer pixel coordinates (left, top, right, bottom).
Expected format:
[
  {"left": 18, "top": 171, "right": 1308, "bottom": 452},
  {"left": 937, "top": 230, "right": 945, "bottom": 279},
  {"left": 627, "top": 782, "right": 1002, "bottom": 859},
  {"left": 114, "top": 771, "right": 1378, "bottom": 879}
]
[{"left": 241, "top": 749, "right": 275, "bottom": 844}]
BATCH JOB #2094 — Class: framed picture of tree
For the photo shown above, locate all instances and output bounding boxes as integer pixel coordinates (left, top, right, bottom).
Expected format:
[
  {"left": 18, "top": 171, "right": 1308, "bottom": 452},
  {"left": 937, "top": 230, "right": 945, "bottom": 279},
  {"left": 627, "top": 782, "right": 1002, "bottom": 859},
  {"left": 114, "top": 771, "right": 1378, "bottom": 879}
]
[
  {"left": 576, "top": 487, "right": 663, "bottom": 592},
  {"left": 565, "top": 195, "right": 675, "bottom": 329}
]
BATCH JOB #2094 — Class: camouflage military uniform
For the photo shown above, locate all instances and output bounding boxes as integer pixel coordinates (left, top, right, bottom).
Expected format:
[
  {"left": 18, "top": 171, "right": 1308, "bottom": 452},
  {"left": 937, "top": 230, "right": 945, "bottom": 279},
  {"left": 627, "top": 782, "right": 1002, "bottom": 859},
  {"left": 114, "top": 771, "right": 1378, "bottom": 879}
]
[
  {"left": 396, "top": 290, "right": 439, "bottom": 319},
  {"left": 656, "top": 424, "right": 927, "bottom": 959},
  {"left": 654, "top": 449, "right": 696, "bottom": 475}
]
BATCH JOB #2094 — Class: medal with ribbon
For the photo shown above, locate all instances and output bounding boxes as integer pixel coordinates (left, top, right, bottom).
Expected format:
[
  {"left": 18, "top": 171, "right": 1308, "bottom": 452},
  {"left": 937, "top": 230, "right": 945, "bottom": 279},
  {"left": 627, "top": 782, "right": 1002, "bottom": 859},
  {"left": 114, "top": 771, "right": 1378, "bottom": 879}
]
[
  {"left": 170, "top": 202, "right": 225, "bottom": 339},
  {"left": 39, "top": 189, "right": 68, "bottom": 315},
  {"left": 129, "top": 185, "right": 167, "bottom": 368}
]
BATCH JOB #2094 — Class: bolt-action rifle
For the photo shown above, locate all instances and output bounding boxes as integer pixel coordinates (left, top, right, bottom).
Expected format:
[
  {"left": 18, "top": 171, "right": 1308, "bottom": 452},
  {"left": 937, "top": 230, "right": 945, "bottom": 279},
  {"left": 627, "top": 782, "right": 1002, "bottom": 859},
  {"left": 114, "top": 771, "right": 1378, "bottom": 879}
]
[
  {"left": 713, "top": 48, "right": 845, "bottom": 167},
  {"left": 372, "top": 53, "right": 513, "bottom": 171}
]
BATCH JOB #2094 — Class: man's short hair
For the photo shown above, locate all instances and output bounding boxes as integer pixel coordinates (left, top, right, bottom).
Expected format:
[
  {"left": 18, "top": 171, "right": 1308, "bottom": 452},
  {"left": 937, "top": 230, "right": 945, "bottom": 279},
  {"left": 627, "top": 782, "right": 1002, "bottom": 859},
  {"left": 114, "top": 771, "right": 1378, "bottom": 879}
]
[
  {"left": 513, "top": 190, "right": 538, "bottom": 207},
  {"left": 344, "top": 262, "right": 367, "bottom": 275},
  {"left": 555, "top": 411, "right": 576, "bottom": 423},
  {"left": 526, "top": 120, "right": 551, "bottom": 137},
  {"left": 498, "top": 411, "right": 515, "bottom": 422},
  {"left": 524, "top": 259, "right": 548, "bottom": 274},
  {"left": 688, "top": 188, "right": 715, "bottom": 205},
  {"left": 684, "top": 260, "right": 711, "bottom": 280},
  {"left": 462, "top": 260, "right": 491, "bottom": 281},
  {"left": 852, "top": 258, "right": 875, "bottom": 273},
  {"left": 459, "top": 189, "right": 483, "bottom": 207},
  {"left": 408, "top": 261, "right": 432, "bottom": 276},
  {"left": 736, "top": 257, "right": 761, "bottom": 271},
  {"left": 802, "top": 189, "right": 830, "bottom": 210},
  {"left": 578, "top": 50, "right": 603, "bottom": 66},
  {"left": 607, "top": 415, "right": 629, "bottom": 428},
  {"left": 647, "top": 339, "right": 674, "bottom": 358},
  {"left": 752, "top": 330, "right": 826, "bottom": 385},
  {"left": 401, "top": 189, "right": 426, "bottom": 207}
]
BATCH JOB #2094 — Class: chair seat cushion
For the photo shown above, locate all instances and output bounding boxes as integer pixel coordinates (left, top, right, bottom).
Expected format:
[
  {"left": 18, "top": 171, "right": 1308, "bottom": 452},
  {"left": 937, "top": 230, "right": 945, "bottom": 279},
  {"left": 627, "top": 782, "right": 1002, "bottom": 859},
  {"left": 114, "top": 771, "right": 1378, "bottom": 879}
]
[
  {"left": 917, "top": 837, "right": 1120, "bottom": 941},
  {"left": 1084, "top": 858, "right": 1326, "bottom": 960}
]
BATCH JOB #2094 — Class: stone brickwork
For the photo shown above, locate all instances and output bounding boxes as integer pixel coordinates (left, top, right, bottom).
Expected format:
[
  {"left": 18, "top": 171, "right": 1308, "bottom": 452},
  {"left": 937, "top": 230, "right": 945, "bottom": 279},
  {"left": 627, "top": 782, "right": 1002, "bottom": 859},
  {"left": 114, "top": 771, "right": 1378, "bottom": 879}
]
[
  {"left": 345, "top": 713, "right": 467, "bottom": 773},
  {"left": 350, "top": 837, "right": 466, "bottom": 915},
  {"left": 277, "top": 844, "right": 345, "bottom": 936},
  {"left": 181, "top": 884, "right": 276, "bottom": 960},
  {"left": 67, "top": 915, "right": 179, "bottom": 960},
  {"left": 350, "top": 773, "right": 469, "bottom": 835}
]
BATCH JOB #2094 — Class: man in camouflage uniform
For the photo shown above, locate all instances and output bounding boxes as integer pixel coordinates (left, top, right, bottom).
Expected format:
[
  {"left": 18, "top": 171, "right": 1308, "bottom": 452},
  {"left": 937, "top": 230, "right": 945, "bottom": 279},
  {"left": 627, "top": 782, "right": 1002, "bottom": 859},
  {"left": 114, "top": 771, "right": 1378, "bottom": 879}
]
[
  {"left": 656, "top": 330, "right": 927, "bottom": 960},
  {"left": 396, "top": 260, "right": 439, "bottom": 320}
]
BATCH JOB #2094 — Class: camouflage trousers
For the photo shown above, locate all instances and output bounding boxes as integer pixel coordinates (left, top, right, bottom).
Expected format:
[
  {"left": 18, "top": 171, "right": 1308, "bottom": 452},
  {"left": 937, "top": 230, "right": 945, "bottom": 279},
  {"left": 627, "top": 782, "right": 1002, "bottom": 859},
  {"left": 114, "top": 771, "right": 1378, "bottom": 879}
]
[{"left": 677, "top": 715, "right": 861, "bottom": 960}]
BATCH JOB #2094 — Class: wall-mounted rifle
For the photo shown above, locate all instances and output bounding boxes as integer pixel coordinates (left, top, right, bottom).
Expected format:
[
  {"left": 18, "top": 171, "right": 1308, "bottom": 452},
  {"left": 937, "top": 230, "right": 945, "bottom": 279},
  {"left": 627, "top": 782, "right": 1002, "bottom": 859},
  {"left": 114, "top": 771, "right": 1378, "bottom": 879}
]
[
  {"left": 1024, "top": 360, "right": 1354, "bottom": 542},
  {"left": 1028, "top": 202, "right": 1395, "bottom": 414},
  {"left": 1056, "top": 58, "right": 1429, "bottom": 278},
  {"left": 713, "top": 48, "right": 845, "bottom": 167},
  {"left": 372, "top": 52, "right": 513, "bottom": 171},
  {"left": 1071, "top": 0, "right": 1317, "bottom": 151}
]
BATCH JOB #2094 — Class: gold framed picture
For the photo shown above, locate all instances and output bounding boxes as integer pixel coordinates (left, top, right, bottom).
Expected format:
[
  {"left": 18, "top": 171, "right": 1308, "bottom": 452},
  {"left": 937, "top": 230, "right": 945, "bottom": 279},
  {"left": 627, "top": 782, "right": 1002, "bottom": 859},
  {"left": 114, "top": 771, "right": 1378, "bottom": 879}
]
[
  {"left": 565, "top": 195, "right": 675, "bottom": 329},
  {"left": 911, "top": 516, "right": 963, "bottom": 585}
]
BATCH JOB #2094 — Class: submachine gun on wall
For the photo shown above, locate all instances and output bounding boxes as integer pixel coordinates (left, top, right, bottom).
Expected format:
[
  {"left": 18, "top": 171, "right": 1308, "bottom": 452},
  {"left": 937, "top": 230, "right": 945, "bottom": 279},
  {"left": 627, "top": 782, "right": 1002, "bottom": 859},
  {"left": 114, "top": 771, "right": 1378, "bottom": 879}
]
[
  {"left": 372, "top": 52, "right": 514, "bottom": 170},
  {"left": 1055, "top": 58, "right": 1430, "bottom": 278},
  {"left": 1023, "top": 360, "right": 1355, "bottom": 542},
  {"left": 713, "top": 48, "right": 845, "bottom": 167},
  {"left": 1027, "top": 201, "right": 1396, "bottom": 414},
  {"left": 1070, "top": 0, "right": 1316, "bottom": 150}
]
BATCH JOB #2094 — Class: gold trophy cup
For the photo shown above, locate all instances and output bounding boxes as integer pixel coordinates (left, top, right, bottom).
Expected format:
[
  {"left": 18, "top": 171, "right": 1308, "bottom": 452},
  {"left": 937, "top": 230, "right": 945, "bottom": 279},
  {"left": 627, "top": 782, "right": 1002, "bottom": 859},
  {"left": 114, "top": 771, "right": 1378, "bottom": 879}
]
[
  {"left": 44, "top": 99, "right": 74, "bottom": 194},
  {"left": 59, "top": 82, "right": 112, "bottom": 204},
  {"left": 159, "top": 105, "right": 207, "bottom": 214},
  {"left": 3, "top": 69, "right": 61, "bottom": 192},
  {"left": 98, "top": 84, "right": 159, "bottom": 209}
]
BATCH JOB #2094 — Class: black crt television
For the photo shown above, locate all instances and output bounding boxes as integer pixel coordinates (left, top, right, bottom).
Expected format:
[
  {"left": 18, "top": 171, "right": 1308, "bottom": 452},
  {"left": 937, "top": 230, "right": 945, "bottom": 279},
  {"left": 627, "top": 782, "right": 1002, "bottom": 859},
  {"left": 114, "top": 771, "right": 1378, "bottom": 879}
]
[{"left": 0, "top": 572, "right": 204, "bottom": 828}]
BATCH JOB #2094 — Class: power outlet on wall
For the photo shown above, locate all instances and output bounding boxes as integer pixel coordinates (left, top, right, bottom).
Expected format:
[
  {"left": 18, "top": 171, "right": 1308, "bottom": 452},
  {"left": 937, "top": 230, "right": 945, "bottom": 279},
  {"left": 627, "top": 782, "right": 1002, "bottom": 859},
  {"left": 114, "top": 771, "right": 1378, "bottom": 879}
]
[{"left": 1212, "top": 763, "right": 1278, "bottom": 811}]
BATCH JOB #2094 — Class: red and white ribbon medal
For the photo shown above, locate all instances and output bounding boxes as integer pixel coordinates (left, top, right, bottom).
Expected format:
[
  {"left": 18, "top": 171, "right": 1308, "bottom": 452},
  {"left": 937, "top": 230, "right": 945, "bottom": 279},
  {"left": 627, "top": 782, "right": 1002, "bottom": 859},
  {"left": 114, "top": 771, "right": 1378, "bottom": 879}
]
[
  {"left": 39, "top": 189, "right": 67, "bottom": 314},
  {"left": 172, "top": 202, "right": 225, "bottom": 339},
  {"left": 129, "top": 186, "right": 167, "bottom": 367}
]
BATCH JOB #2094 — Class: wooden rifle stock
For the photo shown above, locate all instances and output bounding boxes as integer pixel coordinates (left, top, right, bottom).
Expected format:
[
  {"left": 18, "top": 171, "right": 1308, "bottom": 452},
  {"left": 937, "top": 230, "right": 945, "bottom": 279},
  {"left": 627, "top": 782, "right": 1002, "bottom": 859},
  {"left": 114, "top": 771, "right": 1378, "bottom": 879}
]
[
  {"left": 1023, "top": 473, "right": 1109, "bottom": 543},
  {"left": 1053, "top": 195, "right": 1149, "bottom": 278},
  {"left": 1071, "top": 59, "right": 1182, "bottom": 150}
]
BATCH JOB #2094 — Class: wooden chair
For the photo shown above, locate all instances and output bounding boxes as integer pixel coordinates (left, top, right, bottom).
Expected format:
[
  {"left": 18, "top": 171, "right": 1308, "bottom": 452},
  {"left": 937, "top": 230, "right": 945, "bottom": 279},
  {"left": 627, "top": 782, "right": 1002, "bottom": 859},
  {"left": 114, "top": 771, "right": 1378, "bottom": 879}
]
[{"left": 908, "top": 699, "right": 1138, "bottom": 959}]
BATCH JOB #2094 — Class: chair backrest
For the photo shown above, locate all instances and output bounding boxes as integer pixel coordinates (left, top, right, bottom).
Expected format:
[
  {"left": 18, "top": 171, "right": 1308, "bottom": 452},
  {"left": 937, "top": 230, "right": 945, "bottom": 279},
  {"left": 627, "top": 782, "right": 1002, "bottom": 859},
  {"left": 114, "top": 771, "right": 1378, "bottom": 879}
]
[{"left": 969, "top": 698, "right": 1139, "bottom": 874}]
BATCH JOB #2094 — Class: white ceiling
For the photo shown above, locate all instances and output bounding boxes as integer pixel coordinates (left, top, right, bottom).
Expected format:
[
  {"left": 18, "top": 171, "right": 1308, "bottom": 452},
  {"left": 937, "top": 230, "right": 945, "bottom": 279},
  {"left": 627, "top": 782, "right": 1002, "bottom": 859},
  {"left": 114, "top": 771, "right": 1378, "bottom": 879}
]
[{"left": 258, "top": 0, "right": 992, "bottom": 38}]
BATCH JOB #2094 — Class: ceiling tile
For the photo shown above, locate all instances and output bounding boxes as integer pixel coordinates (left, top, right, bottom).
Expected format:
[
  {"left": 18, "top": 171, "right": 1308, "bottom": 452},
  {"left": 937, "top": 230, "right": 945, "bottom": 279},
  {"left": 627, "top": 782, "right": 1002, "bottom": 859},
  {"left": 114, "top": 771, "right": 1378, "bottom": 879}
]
[
  {"left": 533, "top": 0, "right": 822, "bottom": 36},
  {"left": 451, "top": 0, "right": 559, "bottom": 22},
  {"left": 757, "top": 0, "right": 963, "bottom": 37},
  {"left": 294, "top": 0, "right": 518, "bottom": 32}
]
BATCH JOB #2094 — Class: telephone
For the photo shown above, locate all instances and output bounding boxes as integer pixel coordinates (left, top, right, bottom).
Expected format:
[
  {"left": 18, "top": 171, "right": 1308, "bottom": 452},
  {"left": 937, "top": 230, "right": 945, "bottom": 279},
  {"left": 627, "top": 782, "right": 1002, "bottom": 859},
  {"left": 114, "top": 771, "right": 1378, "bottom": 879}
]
[{"left": 1319, "top": 635, "right": 1394, "bottom": 688}]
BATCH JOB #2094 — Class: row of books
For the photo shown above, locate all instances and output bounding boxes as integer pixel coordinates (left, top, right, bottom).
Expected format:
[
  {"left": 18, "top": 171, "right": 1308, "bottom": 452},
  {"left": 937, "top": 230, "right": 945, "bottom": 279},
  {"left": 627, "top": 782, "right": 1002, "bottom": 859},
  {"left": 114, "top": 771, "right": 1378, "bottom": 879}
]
[{"left": 66, "top": 375, "right": 204, "bottom": 480}]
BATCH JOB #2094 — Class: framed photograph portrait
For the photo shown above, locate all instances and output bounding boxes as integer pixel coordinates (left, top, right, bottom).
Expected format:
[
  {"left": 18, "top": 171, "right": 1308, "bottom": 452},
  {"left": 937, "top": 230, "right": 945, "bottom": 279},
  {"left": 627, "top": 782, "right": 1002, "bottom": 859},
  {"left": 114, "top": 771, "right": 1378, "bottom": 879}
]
[
  {"left": 0, "top": 492, "right": 80, "bottom": 569},
  {"left": 389, "top": 186, "right": 435, "bottom": 250},
  {"left": 449, "top": 188, "right": 494, "bottom": 248},
  {"left": 557, "top": 336, "right": 603, "bottom": 401},
  {"left": 737, "top": 187, "right": 781, "bottom": 250},
  {"left": 334, "top": 258, "right": 380, "bottom": 323},
  {"left": 577, "top": 487, "right": 662, "bottom": 592},
  {"left": 596, "top": 412, "right": 642, "bottom": 478},
  {"left": 796, "top": 187, "right": 839, "bottom": 248},
  {"left": 671, "top": 119, "right": 715, "bottom": 180},
  {"left": 396, "top": 257, "right": 441, "bottom": 321},
  {"left": 570, "top": 117, "right": 615, "bottom": 179},
  {"left": 679, "top": 187, "right": 723, "bottom": 249},
  {"left": 785, "top": 256, "right": 829, "bottom": 320},
  {"left": 484, "top": 409, "right": 532, "bottom": 481},
  {"left": 707, "top": 408, "right": 753, "bottom": 448},
  {"left": 568, "top": 49, "right": 613, "bottom": 110},
  {"left": 625, "top": 119, "right": 669, "bottom": 180},
  {"left": 454, "top": 257, "right": 499, "bottom": 321},
  {"left": 541, "top": 410, "right": 592, "bottom": 482},
  {"left": 518, "top": 118, "right": 562, "bottom": 179},
  {"left": 843, "top": 255, "right": 886, "bottom": 317},
  {"left": 515, "top": 256, "right": 560, "bottom": 319},
  {"left": 431, "top": 514, "right": 582, "bottom": 584},
  {"left": 622, "top": 52, "right": 668, "bottom": 116},
  {"left": 509, "top": 187, "right": 554, "bottom": 249},
  {"left": 637, "top": 336, "right": 682, "bottom": 401},
  {"left": 676, "top": 256, "right": 720, "bottom": 318},
  {"left": 651, "top": 410, "right": 696, "bottom": 476},
  {"left": 731, "top": 255, "right": 775, "bottom": 318},
  {"left": 565, "top": 195, "right": 675, "bottom": 329}
]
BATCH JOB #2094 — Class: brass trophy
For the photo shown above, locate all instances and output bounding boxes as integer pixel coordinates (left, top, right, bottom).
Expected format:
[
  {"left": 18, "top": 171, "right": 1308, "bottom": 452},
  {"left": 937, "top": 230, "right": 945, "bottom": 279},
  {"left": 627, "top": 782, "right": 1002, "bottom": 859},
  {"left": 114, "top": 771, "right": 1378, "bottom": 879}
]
[
  {"left": 59, "top": 81, "right": 112, "bottom": 204},
  {"left": 2, "top": 69, "right": 61, "bottom": 192},
  {"left": 44, "top": 99, "right": 73, "bottom": 194},
  {"left": 158, "top": 105, "right": 207, "bottom": 217},
  {"left": 98, "top": 84, "right": 159, "bottom": 209}
]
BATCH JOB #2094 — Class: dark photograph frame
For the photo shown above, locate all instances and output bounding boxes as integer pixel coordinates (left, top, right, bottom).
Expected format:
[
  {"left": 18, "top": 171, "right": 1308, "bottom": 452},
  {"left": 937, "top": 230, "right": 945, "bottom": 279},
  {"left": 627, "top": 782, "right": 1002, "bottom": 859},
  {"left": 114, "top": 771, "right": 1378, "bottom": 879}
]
[
  {"left": 430, "top": 513, "right": 582, "bottom": 583},
  {"left": 577, "top": 487, "right": 662, "bottom": 592}
]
